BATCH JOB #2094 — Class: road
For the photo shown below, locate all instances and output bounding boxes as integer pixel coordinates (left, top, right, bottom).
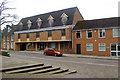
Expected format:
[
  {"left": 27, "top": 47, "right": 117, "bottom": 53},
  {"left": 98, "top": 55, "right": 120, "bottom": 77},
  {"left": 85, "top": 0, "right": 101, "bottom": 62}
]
[{"left": 2, "top": 51, "right": 119, "bottom": 78}]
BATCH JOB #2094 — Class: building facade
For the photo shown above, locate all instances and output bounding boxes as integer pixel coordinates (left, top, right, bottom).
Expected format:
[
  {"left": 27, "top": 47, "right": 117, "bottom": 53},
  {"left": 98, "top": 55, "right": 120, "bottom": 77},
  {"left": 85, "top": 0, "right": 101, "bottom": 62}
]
[
  {"left": 2, "top": 26, "right": 15, "bottom": 50},
  {"left": 73, "top": 17, "right": 120, "bottom": 56},
  {"left": 12, "top": 7, "right": 83, "bottom": 52}
]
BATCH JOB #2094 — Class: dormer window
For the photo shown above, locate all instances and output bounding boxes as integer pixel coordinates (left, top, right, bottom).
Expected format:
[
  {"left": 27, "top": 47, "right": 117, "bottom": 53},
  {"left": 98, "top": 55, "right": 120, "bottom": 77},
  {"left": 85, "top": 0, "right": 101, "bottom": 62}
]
[
  {"left": 61, "top": 13, "right": 68, "bottom": 25},
  {"left": 48, "top": 15, "right": 54, "bottom": 27},
  {"left": 37, "top": 18, "right": 42, "bottom": 29},
  {"left": 27, "top": 20, "right": 32, "bottom": 29}
]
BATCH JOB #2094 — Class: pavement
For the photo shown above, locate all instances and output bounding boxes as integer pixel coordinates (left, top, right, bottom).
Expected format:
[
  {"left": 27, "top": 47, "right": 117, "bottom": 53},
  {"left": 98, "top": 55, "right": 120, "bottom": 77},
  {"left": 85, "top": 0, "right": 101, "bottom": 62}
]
[{"left": 8, "top": 50, "right": 119, "bottom": 60}]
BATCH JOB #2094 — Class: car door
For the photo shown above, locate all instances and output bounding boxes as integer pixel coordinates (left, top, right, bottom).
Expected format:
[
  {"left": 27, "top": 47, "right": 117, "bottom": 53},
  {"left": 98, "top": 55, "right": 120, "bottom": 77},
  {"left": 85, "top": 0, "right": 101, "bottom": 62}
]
[{"left": 49, "top": 49, "right": 54, "bottom": 55}]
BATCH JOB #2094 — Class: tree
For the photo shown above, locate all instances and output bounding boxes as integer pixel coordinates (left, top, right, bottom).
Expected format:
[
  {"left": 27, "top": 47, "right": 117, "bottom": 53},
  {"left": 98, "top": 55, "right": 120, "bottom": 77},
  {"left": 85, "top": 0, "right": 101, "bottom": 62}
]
[{"left": 0, "top": 0, "right": 17, "bottom": 50}]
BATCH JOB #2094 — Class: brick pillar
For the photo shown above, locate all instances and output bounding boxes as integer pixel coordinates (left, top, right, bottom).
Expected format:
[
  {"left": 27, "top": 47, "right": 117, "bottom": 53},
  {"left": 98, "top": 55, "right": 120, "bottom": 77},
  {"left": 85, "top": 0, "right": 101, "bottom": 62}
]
[
  {"left": 58, "top": 42, "right": 60, "bottom": 51},
  {"left": 35, "top": 42, "right": 38, "bottom": 51},
  {"left": 46, "top": 43, "right": 48, "bottom": 48}
]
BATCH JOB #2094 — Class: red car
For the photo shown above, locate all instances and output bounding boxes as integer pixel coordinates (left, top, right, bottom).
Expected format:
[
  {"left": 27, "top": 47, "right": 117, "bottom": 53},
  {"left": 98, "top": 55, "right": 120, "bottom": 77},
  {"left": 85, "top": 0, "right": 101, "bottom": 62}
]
[{"left": 44, "top": 48, "right": 63, "bottom": 56}]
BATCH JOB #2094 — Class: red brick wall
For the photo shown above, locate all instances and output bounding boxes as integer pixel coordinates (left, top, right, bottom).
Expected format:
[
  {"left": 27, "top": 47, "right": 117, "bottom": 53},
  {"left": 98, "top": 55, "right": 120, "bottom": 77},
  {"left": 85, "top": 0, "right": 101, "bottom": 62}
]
[{"left": 73, "top": 28, "right": 119, "bottom": 56}]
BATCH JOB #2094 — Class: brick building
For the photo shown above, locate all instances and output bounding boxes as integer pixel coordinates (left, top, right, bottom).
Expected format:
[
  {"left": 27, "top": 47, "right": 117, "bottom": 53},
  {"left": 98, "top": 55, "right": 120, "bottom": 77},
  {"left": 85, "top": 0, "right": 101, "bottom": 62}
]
[
  {"left": 2, "top": 26, "right": 15, "bottom": 50},
  {"left": 73, "top": 17, "right": 120, "bottom": 56},
  {"left": 3, "top": 7, "right": 83, "bottom": 52}
]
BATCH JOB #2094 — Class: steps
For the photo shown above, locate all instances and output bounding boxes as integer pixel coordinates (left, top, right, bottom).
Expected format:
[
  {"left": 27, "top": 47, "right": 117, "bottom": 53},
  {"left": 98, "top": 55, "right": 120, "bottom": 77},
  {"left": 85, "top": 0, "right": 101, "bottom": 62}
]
[
  {"left": 6, "top": 65, "right": 52, "bottom": 74},
  {"left": 28, "top": 67, "right": 60, "bottom": 74},
  {"left": 2, "top": 63, "right": 77, "bottom": 75}
]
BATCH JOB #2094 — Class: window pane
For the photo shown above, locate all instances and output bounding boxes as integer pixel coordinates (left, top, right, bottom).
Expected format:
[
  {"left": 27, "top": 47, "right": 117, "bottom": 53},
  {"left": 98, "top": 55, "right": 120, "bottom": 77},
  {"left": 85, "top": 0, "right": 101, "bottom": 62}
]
[
  {"left": 118, "top": 52, "right": 120, "bottom": 56},
  {"left": 118, "top": 44, "right": 120, "bottom": 51},
  {"left": 111, "top": 44, "right": 116, "bottom": 51},
  {"left": 76, "top": 31, "right": 81, "bottom": 38},
  {"left": 87, "top": 44, "right": 93, "bottom": 51},
  {"left": 111, "top": 52, "right": 116, "bottom": 56},
  {"left": 113, "top": 28, "right": 120, "bottom": 37}
]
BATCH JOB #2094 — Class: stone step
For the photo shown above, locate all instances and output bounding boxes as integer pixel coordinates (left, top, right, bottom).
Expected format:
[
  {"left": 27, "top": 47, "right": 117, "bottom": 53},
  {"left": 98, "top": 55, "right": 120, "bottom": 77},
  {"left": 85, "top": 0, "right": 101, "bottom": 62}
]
[
  {"left": 49, "top": 69, "right": 69, "bottom": 74},
  {"left": 55, "top": 70, "right": 77, "bottom": 75},
  {"left": 28, "top": 67, "right": 60, "bottom": 74},
  {"left": 2, "top": 63, "right": 44, "bottom": 72},
  {"left": 5, "top": 65, "right": 52, "bottom": 74}
]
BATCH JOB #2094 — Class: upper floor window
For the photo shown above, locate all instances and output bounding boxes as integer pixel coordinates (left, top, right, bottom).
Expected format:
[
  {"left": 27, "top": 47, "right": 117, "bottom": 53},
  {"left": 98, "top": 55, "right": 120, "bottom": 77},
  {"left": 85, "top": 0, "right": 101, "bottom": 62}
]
[
  {"left": 48, "top": 15, "right": 54, "bottom": 27},
  {"left": 76, "top": 31, "right": 81, "bottom": 39},
  {"left": 61, "top": 29, "right": 66, "bottom": 36},
  {"left": 27, "top": 20, "right": 32, "bottom": 29},
  {"left": 37, "top": 18, "right": 42, "bottom": 28},
  {"left": 61, "top": 13, "right": 68, "bottom": 25},
  {"left": 27, "top": 33, "right": 29, "bottom": 38},
  {"left": 4, "top": 36, "right": 5, "bottom": 41},
  {"left": 11, "top": 42, "right": 14, "bottom": 49},
  {"left": 11, "top": 35, "right": 13, "bottom": 41},
  {"left": 4, "top": 42, "right": 5, "bottom": 48},
  {"left": 86, "top": 30, "right": 92, "bottom": 38},
  {"left": 86, "top": 43, "right": 93, "bottom": 51},
  {"left": 7, "top": 36, "right": 9, "bottom": 41},
  {"left": 113, "top": 28, "right": 120, "bottom": 37},
  {"left": 98, "top": 29, "right": 105, "bottom": 38},
  {"left": 36, "top": 32, "right": 39, "bottom": 38},
  {"left": 18, "top": 34, "right": 20, "bottom": 39},
  {"left": 48, "top": 31, "right": 52, "bottom": 37},
  {"left": 99, "top": 43, "right": 106, "bottom": 51}
]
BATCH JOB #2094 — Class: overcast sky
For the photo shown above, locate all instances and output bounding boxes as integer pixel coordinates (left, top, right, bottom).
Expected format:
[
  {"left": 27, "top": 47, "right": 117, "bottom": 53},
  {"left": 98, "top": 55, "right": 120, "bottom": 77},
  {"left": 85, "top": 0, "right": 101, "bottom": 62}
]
[{"left": 2, "top": 0, "right": 120, "bottom": 29}]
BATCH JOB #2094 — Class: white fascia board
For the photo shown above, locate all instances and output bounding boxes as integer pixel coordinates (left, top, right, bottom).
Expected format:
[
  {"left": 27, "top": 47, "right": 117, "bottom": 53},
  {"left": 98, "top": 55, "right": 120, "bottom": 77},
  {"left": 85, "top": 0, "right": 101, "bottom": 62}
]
[
  {"left": 14, "top": 25, "right": 75, "bottom": 34},
  {"left": 72, "top": 26, "right": 120, "bottom": 31}
]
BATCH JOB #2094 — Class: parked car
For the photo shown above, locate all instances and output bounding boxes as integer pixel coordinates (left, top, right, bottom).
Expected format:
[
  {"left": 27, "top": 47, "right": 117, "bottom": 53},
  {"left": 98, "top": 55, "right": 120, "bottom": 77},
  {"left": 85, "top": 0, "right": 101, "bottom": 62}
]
[{"left": 44, "top": 48, "right": 63, "bottom": 56}]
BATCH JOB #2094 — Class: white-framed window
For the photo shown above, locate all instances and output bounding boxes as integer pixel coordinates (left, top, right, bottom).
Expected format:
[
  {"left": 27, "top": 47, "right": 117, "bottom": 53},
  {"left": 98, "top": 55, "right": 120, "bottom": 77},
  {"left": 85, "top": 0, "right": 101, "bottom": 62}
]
[
  {"left": 3, "top": 42, "right": 5, "bottom": 48},
  {"left": 76, "top": 31, "right": 81, "bottom": 39},
  {"left": 7, "top": 36, "right": 9, "bottom": 41},
  {"left": 4, "top": 36, "right": 5, "bottom": 41},
  {"left": 99, "top": 43, "right": 106, "bottom": 51},
  {"left": 86, "top": 30, "right": 92, "bottom": 38},
  {"left": 98, "top": 29, "right": 105, "bottom": 38},
  {"left": 11, "top": 35, "right": 13, "bottom": 41},
  {"left": 113, "top": 28, "right": 120, "bottom": 37},
  {"left": 11, "top": 42, "right": 14, "bottom": 49},
  {"left": 111, "top": 43, "right": 120, "bottom": 56},
  {"left": 86, "top": 43, "right": 93, "bottom": 51},
  {"left": 7, "top": 42, "right": 9, "bottom": 50}
]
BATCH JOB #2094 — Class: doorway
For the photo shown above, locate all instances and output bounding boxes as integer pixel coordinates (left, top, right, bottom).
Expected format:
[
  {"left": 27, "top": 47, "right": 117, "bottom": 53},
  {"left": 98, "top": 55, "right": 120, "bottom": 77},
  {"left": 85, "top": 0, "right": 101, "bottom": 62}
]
[
  {"left": 20, "top": 43, "right": 26, "bottom": 51},
  {"left": 76, "top": 44, "right": 81, "bottom": 54}
]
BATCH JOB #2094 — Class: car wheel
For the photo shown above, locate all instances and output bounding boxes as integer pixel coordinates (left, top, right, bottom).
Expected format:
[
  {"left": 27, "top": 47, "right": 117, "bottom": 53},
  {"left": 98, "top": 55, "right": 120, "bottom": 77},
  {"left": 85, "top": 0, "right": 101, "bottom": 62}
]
[
  {"left": 44, "top": 52, "right": 47, "bottom": 55},
  {"left": 54, "top": 53, "right": 57, "bottom": 56}
]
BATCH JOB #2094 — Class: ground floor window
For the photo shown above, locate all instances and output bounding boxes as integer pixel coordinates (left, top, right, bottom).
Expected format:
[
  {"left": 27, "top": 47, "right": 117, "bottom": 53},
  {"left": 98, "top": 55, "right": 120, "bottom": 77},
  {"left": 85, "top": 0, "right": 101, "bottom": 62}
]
[
  {"left": 86, "top": 43, "right": 93, "bottom": 51},
  {"left": 99, "top": 43, "right": 106, "bottom": 51},
  {"left": 27, "top": 43, "right": 35, "bottom": 50},
  {"left": 37, "top": 43, "right": 46, "bottom": 50},
  {"left": 111, "top": 43, "right": 120, "bottom": 56}
]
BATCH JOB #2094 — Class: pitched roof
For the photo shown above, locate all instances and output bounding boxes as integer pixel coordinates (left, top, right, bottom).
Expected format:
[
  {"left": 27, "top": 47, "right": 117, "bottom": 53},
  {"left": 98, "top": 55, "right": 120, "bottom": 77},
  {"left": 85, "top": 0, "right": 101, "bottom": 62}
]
[
  {"left": 16, "top": 7, "right": 81, "bottom": 31},
  {"left": 73, "top": 17, "right": 120, "bottom": 30}
]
